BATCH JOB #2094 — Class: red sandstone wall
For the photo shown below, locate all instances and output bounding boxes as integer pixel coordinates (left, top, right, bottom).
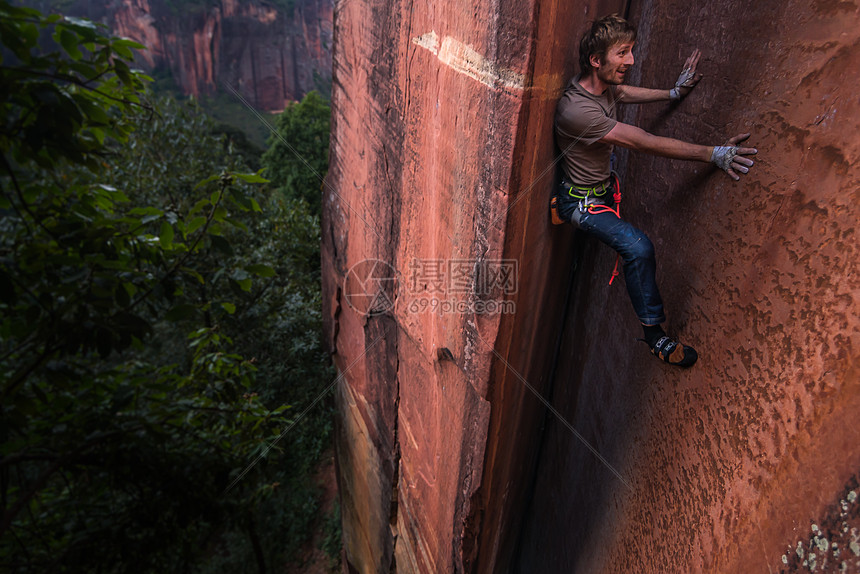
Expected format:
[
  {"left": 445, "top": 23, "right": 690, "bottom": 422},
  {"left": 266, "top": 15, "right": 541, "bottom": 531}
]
[
  {"left": 323, "top": 0, "right": 536, "bottom": 569},
  {"left": 516, "top": 1, "right": 860, "bottom": 573},
  {"left": 66, "top": 0, "right": 332, "bottom": 111},
  {"left": 323, "top": 0, "right": 860, "bottom": 572}
]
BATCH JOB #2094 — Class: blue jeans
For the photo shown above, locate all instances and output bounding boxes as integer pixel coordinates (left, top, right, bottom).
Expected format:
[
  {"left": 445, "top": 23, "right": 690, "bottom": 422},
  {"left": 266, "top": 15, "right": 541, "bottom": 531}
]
[{"left": 556, "top": 190, "right": 666, "bottom": 325}]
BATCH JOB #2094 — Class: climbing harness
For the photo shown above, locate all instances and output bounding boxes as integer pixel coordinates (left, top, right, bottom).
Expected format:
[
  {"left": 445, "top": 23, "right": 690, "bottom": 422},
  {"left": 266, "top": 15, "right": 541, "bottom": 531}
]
[
  {"left": 565, "top": 177, "right": 614, "bottom": 201},
  {"left": 549, "top": 171, "right": 624, "bottom": 285},
  {"left": 571, "top": 172, "right": 623, "bottom": 285}
]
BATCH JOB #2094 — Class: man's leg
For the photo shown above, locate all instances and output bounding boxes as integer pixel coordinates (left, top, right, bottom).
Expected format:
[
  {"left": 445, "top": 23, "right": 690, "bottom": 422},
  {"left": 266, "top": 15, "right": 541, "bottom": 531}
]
[
  {"left": 576, "top": 210, "right": 665, "bottom": 325},
  {"left": 575, "top": 209, "right": 697, "bottom": 367}
]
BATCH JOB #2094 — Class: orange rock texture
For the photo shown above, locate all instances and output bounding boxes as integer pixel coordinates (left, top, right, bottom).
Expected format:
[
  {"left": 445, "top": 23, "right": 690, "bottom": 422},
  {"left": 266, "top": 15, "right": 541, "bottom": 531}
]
[
  {"left": 322, "top": 0, "right": 860, "bottom": 572},
  {"left": 66, "top": 0, "right": 332, "bottom": 111}
]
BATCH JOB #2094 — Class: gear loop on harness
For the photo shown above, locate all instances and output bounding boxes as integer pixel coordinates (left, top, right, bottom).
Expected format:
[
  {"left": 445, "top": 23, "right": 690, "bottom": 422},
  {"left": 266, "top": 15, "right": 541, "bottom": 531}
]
[{"left": 566, "top": 178, "right": 612, "bottom": 200}]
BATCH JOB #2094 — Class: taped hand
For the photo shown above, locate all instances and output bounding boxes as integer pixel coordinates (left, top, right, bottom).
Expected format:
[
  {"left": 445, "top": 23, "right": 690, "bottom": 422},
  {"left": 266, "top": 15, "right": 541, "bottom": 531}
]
[
  {"left": 669, "top": 49, "right": 703, "bottom": 101},
  {"left": 711, "top": 133, "right": 757, "bottom": 181}
]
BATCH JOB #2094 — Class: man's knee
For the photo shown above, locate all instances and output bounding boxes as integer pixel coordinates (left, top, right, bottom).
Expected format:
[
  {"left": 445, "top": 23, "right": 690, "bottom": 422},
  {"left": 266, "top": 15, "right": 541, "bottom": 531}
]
[{"left": 622, "top": 233, "right": 655, "bottom": 263}]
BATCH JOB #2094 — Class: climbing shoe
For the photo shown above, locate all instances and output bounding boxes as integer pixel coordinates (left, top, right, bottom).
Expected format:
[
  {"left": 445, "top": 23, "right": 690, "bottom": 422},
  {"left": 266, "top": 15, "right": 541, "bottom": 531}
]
[
  {"left": 550, "top": 196, "right": 564, "bottom": 225},
  {"left": 644, "top": 335, "right": 698, "bottom": 367}
]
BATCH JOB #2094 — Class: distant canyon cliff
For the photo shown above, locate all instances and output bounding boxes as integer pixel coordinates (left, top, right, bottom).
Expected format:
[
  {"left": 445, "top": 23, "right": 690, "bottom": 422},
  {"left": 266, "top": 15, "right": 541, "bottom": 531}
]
[{"left": 64, "top": 0, "right": 333, "bottom": 112}]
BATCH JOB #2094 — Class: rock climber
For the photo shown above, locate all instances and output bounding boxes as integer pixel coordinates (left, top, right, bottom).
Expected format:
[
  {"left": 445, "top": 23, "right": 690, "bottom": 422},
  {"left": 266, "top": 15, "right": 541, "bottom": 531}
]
[{"left": 551, "top": 13, "right": 757, "bottom": 367}]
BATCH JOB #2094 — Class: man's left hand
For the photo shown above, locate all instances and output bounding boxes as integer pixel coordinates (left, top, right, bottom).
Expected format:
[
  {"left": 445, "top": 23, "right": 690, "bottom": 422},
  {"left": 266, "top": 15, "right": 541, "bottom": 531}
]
[
  {"left": 670, "top": 49, "right": 703, "bottom": 101},
  {"left": 711, "top": 133, "right": 757, "bottom": 181}
]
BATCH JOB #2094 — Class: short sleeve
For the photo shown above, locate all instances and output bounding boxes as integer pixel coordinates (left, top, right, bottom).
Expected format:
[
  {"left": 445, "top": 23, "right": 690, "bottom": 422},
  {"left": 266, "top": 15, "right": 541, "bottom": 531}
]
[{"left": 556, "top": 99, "right": 616, "bottom": 146}]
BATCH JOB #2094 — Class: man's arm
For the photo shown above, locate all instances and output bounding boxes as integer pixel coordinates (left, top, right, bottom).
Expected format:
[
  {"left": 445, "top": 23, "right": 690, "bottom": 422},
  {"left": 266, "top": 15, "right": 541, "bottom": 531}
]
[
  {"left": 617, "top": 49, "right": 703, "bottom": 104},
  {"left": 601, "top": 123, "right": 757, "bottom": 180},
  {"left": 602, "top": 122, "right": 711, "bottom": 160},
  {"left": 616, "top": 85, "right": 672, "bottom": 103}
]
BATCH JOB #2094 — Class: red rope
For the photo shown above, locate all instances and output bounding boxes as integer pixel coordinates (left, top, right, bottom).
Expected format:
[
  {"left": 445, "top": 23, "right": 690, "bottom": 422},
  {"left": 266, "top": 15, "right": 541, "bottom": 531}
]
[{"left": 586, "top": 179, "right": 623, "bottom": 285}]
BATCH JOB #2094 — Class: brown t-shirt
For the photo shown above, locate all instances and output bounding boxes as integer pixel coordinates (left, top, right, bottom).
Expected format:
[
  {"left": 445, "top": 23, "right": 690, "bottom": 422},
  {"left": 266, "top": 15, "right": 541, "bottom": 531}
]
[{"left": 555, "top": 76, "right": 619, "bottom": 186}]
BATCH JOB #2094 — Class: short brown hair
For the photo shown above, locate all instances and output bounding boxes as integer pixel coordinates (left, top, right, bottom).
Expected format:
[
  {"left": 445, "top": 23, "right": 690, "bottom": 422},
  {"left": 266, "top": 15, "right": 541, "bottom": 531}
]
[{"left": 578, "top": 14, "right": 636, "bottom": 74}]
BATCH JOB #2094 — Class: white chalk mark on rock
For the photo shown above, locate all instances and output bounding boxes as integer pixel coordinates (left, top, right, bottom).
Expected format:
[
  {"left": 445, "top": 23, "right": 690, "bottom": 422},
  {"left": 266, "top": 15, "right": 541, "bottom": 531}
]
[{"left": 411, "top": 31, "right": 525, "bottom": 91}]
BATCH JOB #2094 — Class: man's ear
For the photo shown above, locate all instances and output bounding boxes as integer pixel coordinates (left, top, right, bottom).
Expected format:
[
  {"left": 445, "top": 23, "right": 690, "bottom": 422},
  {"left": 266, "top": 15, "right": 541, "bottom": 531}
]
[{"left": 589, "top": 53, "right": 602, "bottom": 69}]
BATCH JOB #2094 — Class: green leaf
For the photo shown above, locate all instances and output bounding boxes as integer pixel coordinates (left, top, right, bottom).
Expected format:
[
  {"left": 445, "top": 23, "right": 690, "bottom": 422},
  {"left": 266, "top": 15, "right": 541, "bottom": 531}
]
[
  {"left": 164, "top": 303, "right": 198, "bottom": 322},
  {"left": 129, "top": 207, "right": 163, "bottom": 217},
  {"left": 246, "top": 264, "right": 276, "bottom": 278},
  {"left": 90, "top": 127, "right": 106, "bottom": 145},
  {"left": 21, "top": 23, "right": 39, "bottom": 47},
  {"left": 31, "top": 382, "right": 50, "bottom": 404},
  {"left": 73, "top": 95, "right": 111, "bottom": 124},
  {"left": 122, "top": 282, "right": 137, "bottom": 298},
  {"left": 114, "top": 59, "right": 132, "bottom": 85},
  {"left": 189, "top": 198, "right": 210, "bottom": 216},
  {"left": 233, "top": 172, "right": 269, "bottom": 184},
  {"left": 58, "top": 28, "right": 83, "bottom": 60},
  {"left": 185, "top": 216, "right": 206, "bottom": 235},
  {"left": 113, "top": 38, "right": 146, "bottom": 50},
  {"left": 65, "top": 17, "right": 98, "bottom": 30},
  {"left": 159, "top": 221, "right": 174, "bottom": 248},
  {"left": 210, "top": 235, "right": 233, "bottom": 254},
  {"left": 213, "top": 206, "right": 228, "bottom": 222},
  {"left": 113, "top": 44, "right": 134, "bottom": 60},
  {"left": 221, "top": 302, "right": 236, "bottom": 314},
  {"left": 195, "top": 174, "right": 220, "bottom": 190},
  {"left": 225, "top": 217, "right": 248, "bottom": 232},
  {"left": 181, "top": 267, "right": 205, "bottom": 284}
]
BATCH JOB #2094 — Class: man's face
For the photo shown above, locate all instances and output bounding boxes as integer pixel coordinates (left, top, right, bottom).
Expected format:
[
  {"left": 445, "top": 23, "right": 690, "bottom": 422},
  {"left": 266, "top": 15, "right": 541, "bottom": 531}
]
[{"left": 593, "top": 41, "right": 635, "bottom": 85}]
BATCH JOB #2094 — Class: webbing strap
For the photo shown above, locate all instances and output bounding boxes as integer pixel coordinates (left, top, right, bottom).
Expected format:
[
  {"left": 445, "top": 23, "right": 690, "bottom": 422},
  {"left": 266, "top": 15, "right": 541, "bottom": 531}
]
[{"left": 566, "top": 178, "right": 611, "bottom": 200}]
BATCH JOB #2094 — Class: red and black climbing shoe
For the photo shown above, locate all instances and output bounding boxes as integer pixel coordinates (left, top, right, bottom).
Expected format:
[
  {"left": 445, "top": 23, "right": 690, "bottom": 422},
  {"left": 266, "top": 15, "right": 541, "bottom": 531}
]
[{"left": 646, "top": 335, "right": 698, "bottom": 367}]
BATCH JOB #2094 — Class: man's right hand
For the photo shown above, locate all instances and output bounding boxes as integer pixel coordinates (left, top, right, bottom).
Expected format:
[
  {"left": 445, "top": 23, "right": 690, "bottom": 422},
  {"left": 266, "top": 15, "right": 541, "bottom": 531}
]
[{"left": 711, "top": 133, "right": 757, "bottom": 181}]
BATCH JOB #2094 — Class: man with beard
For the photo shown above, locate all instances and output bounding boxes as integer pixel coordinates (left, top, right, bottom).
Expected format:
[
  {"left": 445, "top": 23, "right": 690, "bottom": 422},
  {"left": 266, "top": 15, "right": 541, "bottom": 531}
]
[{"left": 552, "top": 14, "right": 757, "bottom": 367}]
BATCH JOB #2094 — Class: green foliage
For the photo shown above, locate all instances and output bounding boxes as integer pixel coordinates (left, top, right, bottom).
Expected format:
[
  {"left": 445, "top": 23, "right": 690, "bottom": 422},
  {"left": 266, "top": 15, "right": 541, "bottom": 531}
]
[
  {"left": 312, "top": 69, "right": 333, "bottom": 99},
  {"left": 0, "top": 3, "right": 337, "bottom": 572},
  {"left": 148, "top": 64, "right": 269, "bottom": 158},
  {"left": 261, "top": 91, "right": 330, "bottom": 216},
  {"left": 200, "top": 89, "right": 273, "bottom": 154},
  {"left": 0, "top": 3, "right": 147, "bottom": 172},
  {"left": 322, "top": 500, "right": 343, "bottom": 563}
]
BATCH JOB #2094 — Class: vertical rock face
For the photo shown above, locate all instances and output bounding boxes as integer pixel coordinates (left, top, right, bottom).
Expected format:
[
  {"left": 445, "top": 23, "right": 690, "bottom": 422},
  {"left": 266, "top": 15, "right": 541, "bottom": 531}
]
[
  {"left": 516, "top": 2, "right": 860, "bottom": 573},
  {"left": 323, "top": 0, "right": 860, "bottom": 572},
  {"left": 66, "top": 0, "right": 332, "bottom": 111},
  {"left": 323, "top": 0, "right": 531, "bottom": 570}
]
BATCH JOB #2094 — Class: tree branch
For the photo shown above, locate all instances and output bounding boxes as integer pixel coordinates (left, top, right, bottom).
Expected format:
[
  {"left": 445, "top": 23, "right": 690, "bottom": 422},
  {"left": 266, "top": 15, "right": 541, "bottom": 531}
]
[
  {"left": 128, "top": 178, "right": 228, "bottom": 311},
  {"left": 0, "top": 65, "right": 151, "bottom": 110},
  {"left": 0, "top": 432, "right": 118, "bottom": 539}
]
